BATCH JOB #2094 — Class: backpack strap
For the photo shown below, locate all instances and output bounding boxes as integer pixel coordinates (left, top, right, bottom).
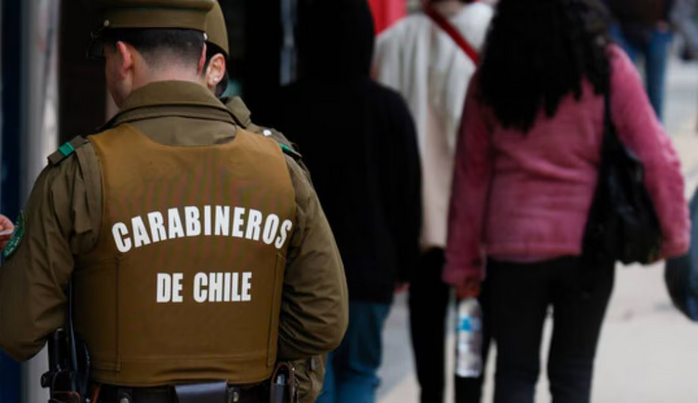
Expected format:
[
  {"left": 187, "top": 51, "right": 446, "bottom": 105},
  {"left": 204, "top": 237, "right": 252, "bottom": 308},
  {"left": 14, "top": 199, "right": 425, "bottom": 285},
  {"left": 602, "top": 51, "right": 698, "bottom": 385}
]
[{"left": 423, "top": 1, "right": 481, "bottom": 64}]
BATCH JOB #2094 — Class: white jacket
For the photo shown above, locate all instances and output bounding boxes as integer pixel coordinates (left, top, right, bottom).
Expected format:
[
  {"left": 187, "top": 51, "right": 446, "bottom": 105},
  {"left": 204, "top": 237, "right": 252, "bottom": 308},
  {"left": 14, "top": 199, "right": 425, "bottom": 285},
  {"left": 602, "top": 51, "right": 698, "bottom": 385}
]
[{"left": 374, "top": 2, "right": 494, "bottom": 249}]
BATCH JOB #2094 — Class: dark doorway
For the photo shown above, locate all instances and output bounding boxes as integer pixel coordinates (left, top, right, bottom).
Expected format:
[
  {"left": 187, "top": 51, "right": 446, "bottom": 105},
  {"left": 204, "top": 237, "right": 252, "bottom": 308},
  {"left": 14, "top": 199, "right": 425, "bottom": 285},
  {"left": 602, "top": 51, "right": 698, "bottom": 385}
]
[{"left": 58, "top": 0, "right": 107, "bottom": 144}]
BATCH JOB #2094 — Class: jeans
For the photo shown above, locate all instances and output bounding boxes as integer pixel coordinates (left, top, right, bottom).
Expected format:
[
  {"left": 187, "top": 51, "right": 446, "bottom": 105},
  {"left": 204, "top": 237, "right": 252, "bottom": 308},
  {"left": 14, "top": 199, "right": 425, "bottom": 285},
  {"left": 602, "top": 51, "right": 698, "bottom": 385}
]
[
  {"left": 317, "top": 301, "right": 391, "bottom": 403},
  {"left": 610, "top": 25, "right": 673, "bottom": 121},
  {"left": 488, "top": 256, "right": 615, "bottom": 403},
  {"left": 409, "top": 248, "right": 491, "bottom": 403}
]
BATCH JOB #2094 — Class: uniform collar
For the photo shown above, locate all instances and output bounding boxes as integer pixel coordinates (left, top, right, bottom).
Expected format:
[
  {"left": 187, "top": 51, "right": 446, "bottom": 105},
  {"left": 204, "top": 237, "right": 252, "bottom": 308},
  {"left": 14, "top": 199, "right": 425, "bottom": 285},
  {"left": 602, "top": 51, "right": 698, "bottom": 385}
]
[
  {"left": 222, "top": 96, "right": 253, "bottom": 128},
  {"left": 103, "top": 81, "right": 237, "bottom": 130}
]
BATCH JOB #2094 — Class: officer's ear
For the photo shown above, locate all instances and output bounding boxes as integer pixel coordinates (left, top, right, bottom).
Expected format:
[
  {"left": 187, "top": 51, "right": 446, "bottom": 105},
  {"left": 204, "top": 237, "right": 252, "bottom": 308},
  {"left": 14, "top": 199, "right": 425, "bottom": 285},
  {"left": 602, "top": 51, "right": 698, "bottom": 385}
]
[
  {"left": 114, "top": 41, "right": 135, "bottom": 78},
  {"left": 206, "top": 53, "right": 227, "bottom": 88}
]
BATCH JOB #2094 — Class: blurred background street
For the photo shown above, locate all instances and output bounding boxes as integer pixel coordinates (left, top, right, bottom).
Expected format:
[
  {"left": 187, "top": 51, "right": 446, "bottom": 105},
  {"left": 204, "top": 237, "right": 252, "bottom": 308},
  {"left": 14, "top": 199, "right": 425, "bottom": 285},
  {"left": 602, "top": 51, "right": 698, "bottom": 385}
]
[
  {"left": 378, "top": 57, "right": 698, "bottom": 403},
  {"left": 1, "top": 1, "right": 698, "bottom": 402}
]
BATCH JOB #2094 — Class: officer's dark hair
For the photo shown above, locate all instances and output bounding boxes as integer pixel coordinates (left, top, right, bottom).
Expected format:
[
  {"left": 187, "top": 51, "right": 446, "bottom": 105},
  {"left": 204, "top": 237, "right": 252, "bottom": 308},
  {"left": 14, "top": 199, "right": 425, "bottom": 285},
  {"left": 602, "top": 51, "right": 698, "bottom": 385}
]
[{"left": 103, "top": 28, "right": 205, "bottom": 68}]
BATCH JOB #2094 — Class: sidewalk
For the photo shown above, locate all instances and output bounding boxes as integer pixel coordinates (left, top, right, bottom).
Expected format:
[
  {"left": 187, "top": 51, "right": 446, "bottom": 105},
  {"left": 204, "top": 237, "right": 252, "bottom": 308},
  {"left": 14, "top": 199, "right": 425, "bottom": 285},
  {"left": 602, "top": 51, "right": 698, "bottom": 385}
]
[{"left": 378, "top": 59, "right": 698, "bottom": 403}]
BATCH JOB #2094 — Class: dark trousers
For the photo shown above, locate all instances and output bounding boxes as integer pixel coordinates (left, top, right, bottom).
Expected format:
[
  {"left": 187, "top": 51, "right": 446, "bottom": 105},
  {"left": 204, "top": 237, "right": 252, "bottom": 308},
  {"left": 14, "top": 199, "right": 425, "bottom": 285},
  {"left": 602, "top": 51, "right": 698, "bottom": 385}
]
[
  {"left": 488, "top": 256, "right": 615, "bottom": 403},
  {"left": 409, "top": 249, "right": 491, "bottom": 403}
]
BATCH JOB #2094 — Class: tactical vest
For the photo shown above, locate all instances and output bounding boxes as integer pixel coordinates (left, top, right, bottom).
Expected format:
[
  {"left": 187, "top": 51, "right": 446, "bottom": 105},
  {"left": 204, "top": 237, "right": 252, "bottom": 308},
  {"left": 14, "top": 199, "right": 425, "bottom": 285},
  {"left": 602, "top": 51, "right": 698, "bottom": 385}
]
[{"left": 75, "top": 124, "right": 296, "bottom": 387}]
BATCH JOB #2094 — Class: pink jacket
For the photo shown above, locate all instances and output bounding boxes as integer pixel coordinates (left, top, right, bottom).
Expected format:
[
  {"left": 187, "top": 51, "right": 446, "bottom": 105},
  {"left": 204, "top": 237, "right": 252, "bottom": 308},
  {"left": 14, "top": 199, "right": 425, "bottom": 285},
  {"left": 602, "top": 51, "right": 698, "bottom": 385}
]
[{"left": 444, "top": 45, "right": 690, "bottom": 286}]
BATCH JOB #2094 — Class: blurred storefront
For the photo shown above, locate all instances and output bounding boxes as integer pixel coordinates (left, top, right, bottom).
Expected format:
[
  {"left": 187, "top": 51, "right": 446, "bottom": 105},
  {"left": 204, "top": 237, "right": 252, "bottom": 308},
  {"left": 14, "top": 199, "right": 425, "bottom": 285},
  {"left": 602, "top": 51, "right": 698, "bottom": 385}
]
[{"left": 0, "top": 0, "right": 409, "bottom": 402}]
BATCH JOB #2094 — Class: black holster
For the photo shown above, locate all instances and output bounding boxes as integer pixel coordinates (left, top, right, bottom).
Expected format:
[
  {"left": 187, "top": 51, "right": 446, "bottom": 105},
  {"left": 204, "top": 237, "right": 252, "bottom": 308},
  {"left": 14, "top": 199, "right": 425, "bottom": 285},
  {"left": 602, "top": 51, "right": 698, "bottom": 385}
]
[
  {"left": 270, "top": 363, "right": 297, "bottom": 403},
  {"left": 42, "top": 282, "right": 91, "bottom": 403},
  {"left": 41, "top": 329, "right": 91, "bottom": 403}
]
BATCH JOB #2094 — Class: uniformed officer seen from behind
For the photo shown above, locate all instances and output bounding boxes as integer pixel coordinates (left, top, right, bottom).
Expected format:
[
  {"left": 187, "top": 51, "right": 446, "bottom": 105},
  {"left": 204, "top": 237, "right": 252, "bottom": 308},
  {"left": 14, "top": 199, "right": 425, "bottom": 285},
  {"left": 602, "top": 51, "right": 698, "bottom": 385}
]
[{"left": 0, "top": 1, "right": 348, "bottom": 402}]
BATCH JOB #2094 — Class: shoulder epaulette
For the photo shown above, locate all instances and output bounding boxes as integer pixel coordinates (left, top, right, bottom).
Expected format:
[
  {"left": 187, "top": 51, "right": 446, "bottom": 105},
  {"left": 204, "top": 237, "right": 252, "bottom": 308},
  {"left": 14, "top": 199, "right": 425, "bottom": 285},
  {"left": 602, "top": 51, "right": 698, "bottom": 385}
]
[
  {"left": 48, "top": 136, "right": 89, "bottom": 166},
  {"left": 280, "top": 143, "right": 303, "bottom": 162}
]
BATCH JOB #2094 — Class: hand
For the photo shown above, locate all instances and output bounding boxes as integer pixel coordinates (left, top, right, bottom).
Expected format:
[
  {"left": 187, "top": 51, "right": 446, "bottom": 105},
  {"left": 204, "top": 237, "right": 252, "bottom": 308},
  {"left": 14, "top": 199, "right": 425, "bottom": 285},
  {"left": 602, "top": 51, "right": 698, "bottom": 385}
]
[
  {"left": 395, "top": 282, "right": 410, "bottom": 294},
  {"left": 455, "top": 276, "right": 481, "bottom": 300},
  {"left": 0, "top": 214, "right": 15, "bottom": 250}
]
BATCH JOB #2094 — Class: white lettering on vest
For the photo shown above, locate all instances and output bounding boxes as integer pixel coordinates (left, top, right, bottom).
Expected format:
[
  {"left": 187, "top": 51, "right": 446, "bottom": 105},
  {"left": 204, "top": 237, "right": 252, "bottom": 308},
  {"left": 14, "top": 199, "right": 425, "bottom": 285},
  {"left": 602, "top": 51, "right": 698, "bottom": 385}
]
[
  {"left": 276, "top": 219, "right": 293, "bottom": 249},
  {"left": 232, "top": 207, "right": 245, "bottom": 238},
  {"left": 242, "top": 272, "right": 252, "bottom": 302},
  {"left": 215, "top": 206, "right": 230, "bottom": 236},
  {"left": 168, "top": 208, "right": 185, "bottom": 239},
  {"left": 157, "top": 273, "right": 172, "bottom": 303},
  {"left": 112, "top": 222, "right": 132, "bottom": 253},
  {"left": 132, "top": 216, "right": 151, "bottom": 248},
  {"left": 110, "top": 205, "right": 291, "bottom": 252},
  {"left": 209, "top": 272, "right": 224, "bottom": 302},
  {"left": 262, "top": 214, "right": 280, "bottom": 245},
  {"left": 194, "top": 273, "right": 208, "bottom": 303},
  {"left": 204, "top": 205, "right": 212, "bottom": 236},
  {"left": 148, "top": 212, "right": 166, "bottom": 243},
  {"left": 245, "top": 209, "right": 263, "bottom": 241},
  {"left": 185, "top": 206, "right": 202, "bottom": 237},
  {"left": 188, "top": 272, "right": 252, "bottom": 304}
]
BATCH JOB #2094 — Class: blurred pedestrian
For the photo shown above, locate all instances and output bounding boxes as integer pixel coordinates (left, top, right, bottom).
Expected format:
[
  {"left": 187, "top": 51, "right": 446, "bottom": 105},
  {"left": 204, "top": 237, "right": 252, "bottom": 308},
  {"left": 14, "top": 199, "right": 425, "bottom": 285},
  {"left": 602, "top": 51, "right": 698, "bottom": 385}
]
[
  {"left": 373, "top": 1, "right": 494, "bottom": 402},
  {"left": 605, "top": 0, "right": 675, "bottom": 120},
  {"left": 670, "top": 0, "right": 698, "bottom": 60},
  {"left": 445, "top": 0, "right": 690, "bottom": 402},
  {"left": 270, "top": 0, "right": 422, "bottom": 402},
  {"left": 0, "top": 214, "right": 13, "bottom": 250}
]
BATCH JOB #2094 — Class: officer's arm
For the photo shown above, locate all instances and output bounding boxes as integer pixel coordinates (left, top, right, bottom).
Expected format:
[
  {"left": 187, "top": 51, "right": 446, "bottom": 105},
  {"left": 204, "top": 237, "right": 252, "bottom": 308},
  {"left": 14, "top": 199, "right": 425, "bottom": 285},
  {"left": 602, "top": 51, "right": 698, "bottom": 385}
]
[
  {"left": 0, "top": 151, "right": 97, "bottom": 361},
  {"left": 278, "top": 157, "right": 348, "bottom": 360}
]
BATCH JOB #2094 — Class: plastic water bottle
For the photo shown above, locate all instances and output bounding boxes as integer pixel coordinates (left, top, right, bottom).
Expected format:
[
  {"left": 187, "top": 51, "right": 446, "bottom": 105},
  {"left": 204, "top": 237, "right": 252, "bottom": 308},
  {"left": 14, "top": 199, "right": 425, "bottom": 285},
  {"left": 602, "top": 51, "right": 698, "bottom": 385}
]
[{"left": 455, "top": 298, "right": 483, "bottom": 378}]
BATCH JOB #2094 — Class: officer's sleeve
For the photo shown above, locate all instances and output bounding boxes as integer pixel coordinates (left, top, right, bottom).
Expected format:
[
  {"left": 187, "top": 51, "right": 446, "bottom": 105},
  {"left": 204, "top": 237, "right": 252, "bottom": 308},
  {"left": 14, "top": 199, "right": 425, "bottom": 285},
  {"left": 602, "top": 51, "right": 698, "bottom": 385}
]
[
  {"left": 278, "top": 156, "right": 348, "bottom": 360},
  {"left": 0, "top": 148, "right": 100, "bottom": 361}
]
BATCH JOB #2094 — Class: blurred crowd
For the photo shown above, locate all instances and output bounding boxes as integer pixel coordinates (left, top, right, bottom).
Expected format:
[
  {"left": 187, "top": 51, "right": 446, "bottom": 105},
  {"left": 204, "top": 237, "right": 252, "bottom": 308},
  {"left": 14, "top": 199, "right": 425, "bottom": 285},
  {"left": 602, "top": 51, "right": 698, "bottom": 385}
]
[{"left": 258, "top": 0, "right": 695, "bottom": 403}]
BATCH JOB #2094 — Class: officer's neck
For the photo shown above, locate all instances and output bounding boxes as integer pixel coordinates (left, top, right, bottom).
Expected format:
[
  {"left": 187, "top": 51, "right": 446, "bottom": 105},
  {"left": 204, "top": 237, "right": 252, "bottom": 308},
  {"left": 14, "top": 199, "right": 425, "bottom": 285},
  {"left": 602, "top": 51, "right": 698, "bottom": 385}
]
[{"left": 132, "top": 65, "right": 201, "bottom": 93}]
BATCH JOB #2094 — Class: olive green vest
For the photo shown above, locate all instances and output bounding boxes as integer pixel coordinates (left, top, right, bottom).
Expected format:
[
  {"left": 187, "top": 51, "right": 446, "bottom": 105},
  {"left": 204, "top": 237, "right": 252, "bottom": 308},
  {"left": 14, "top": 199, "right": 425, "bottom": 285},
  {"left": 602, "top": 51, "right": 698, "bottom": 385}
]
[{"left": 75, "top": 124, "right": 296, "bottom": 387}]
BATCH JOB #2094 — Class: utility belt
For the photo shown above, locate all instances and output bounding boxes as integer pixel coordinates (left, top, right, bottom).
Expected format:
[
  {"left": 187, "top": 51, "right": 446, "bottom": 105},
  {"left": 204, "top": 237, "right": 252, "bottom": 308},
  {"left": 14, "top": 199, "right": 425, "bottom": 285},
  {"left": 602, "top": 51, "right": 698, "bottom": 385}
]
[
  {"left": 95, "top": 362, "right": 295, "bottom": 403},
  {"left": 46, "top": 361, "right": 297, "bottom": 403},
  {"left": 98, "top": 382, "right": 265, "bottom": 403},
  {"left": 96, "top": 361, "right": 296, "bottom": 403}
]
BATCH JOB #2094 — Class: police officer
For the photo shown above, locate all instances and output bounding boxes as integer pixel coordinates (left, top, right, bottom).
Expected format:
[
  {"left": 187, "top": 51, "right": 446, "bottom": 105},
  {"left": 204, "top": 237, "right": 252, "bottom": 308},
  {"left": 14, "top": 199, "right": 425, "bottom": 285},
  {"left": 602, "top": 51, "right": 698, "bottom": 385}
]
[
  {"left": 201, "top": 4, "right": 325, "bottom": 402},
  {"left": 0, "top": 1, "right": 348, "bottom": 402}
]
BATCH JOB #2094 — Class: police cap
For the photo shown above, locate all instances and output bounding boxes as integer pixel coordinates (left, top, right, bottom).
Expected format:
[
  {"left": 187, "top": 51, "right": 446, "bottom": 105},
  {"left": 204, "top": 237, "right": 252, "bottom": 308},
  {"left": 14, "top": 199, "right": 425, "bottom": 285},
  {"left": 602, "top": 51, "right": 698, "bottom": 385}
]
[
  {"left": 99, "top": 0, "right": 214, "bottom": 31},
  {"left": 206, "top": 1, "right": 229, "bottom": 57},
  {"left": 88, "top": 0, "right": 214, "bottom": 58}
]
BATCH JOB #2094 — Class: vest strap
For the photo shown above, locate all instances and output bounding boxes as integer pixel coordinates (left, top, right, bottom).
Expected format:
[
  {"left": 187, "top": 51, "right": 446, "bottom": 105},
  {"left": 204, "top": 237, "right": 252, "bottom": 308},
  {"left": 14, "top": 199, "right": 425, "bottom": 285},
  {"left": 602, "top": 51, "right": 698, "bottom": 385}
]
[
  {"left": 280, "top": 143, "right": 302, "bottom": 162},
  {"left": 48, "top": 136, "right": 90, "bottom": 166}
]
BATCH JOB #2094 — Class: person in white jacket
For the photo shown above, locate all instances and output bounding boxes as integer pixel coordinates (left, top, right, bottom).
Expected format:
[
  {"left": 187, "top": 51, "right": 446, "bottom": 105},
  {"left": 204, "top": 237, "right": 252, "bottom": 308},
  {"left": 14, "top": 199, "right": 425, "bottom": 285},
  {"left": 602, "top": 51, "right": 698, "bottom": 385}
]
[{"left": 373, "top": 1, "right": 494, "bottom": 402}]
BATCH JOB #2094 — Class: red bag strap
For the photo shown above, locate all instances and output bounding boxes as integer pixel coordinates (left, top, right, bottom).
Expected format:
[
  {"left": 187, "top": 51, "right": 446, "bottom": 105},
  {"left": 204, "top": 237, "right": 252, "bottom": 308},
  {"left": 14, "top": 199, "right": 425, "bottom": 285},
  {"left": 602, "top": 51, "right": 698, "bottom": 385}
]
[{"left": 423, "top": 2, "right": 481, "bottom": 65}]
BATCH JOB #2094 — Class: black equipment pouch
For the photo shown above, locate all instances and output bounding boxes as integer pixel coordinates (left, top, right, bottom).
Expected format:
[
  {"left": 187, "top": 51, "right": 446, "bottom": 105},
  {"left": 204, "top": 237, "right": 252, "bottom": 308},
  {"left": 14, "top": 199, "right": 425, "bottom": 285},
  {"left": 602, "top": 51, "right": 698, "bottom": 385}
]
[
  {"left": 174, "top": 381, "right": 228, "bottom": 403},
  {"left": 270, "top": 363, "right": 297, "bottom": 403}
]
